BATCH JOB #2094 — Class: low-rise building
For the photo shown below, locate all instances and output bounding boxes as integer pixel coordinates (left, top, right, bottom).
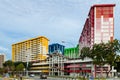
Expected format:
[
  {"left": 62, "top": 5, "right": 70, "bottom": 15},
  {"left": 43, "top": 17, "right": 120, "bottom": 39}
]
[
  {"left": 30, "top": 56, "right": 116, "bottom": 78},
  {"left": 48, "top": 53, "right": 68, "bottom": 76},
  {"left": 30, "top": 59, "right": 49, "bottom": 75}
]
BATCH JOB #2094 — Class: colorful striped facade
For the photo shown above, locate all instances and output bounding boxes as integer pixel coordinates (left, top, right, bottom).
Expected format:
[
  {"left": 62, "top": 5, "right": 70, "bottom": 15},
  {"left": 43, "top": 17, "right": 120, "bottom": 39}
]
[
  {"left": 79, "top": 4, "right": 115, "bottom": 50},
  {"left": 12, "top": 36, "right": 49, "bottom": 62}
]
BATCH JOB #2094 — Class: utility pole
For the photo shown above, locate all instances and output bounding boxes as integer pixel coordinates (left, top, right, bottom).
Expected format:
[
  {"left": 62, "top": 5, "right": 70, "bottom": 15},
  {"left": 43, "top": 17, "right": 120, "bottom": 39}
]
[{"left": 26, "top": 49, "right": 30, "bottom": 78}]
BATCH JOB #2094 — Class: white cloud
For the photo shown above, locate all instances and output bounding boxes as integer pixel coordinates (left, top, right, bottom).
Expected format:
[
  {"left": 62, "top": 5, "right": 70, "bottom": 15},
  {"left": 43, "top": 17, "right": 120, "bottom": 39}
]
[
  {"left": 0, "top": 46, "right": 9, "bottom": 52},
  {"left": 0, "top": 0, "right": 120, "bottom": 59}
]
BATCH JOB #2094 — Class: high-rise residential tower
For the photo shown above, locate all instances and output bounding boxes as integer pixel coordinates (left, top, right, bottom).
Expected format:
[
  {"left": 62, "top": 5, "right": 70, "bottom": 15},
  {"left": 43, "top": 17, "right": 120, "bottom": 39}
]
[
  {"left": 12, "top": 36, "right": 49, "bottom": 62},
  {"left": 0, "top": 53, "right": 5, "bottom": 68},
  {"left": 79, "top": 4, "right": 115, "bottom": 50},
  {"left": 78, "top": 4, "right": 116, "bottom": 78}
]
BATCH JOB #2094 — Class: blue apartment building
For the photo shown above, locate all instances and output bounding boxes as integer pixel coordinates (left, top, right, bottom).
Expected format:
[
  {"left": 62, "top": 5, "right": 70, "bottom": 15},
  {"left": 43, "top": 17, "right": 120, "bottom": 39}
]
[{"left": 49, "top": 43, "right": 65, "bottom": 55}]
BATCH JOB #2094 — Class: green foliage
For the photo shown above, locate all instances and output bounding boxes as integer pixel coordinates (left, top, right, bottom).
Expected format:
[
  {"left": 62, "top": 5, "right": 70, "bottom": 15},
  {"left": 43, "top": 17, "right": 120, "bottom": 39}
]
[
  {"left": 80, "top": 39, "right": 120, "bottom": 66},
  {"left": 23, "top": 62, "right": 33, "bottom": 70},
  {"left": 3, "top": 60, "right": 15, "bottom": 72},
  {"left": 16, "top": 63, "right": 25, "bottom": 71},
  {"left": 91, "top": 43, "right": 107, "bottom": 66},
  {"left": 80, "top": 47, "right": 91, "bottom": 60},
  {"left": 80, "top": 39, "right": 120, "bottom": 77},
  {"left": 114, "top": 55, "right": 120, "bottom": 72},
  {"left": 14, "top": 61, "right": 23, "bottom": 67},
  {"left": 0, "top": 68, "right": 4, "bottom": 74},
  {"left": 14, "top": 61, "right": 33, "bottom": 70},
  {"left": 3, "top": 60, "right": 14, "bottom": 67}
]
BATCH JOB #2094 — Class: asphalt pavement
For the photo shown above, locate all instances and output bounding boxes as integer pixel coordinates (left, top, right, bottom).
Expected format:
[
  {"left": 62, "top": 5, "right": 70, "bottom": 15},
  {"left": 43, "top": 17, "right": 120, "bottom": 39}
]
[
  {"left": 0, "top": 76, "right": 120, "bottom": 80},
  {"left": 30, "top": 76, "right": 77, "bottom": 80},
  {"left": 30, "top": 76, "right": 120, "bottom": 80}
]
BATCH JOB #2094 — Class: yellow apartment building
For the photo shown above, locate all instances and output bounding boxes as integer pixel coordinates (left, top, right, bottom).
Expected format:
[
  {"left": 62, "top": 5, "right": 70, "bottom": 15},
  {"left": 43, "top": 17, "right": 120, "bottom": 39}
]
[{"left": 12, "top": 36, "right": 49, "bottom": 62}]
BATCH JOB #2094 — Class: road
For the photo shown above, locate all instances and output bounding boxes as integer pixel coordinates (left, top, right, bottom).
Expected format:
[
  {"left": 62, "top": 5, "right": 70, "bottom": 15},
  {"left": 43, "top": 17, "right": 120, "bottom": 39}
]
[
  {"left": 29, "top": 76, "right": 120, "bottom": 80},
  {"left": 30, "top": 76, "right": 120, "bottom": 80},
  {"left": 0, "top": 77, "right": 74, "bottom": 80},
  {"left": 30, "top": 77, "right": 76, "bottom": 80}
]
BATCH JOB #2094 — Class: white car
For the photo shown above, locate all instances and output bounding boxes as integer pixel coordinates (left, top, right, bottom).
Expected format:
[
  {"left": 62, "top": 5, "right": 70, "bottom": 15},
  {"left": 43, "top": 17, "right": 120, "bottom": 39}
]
[{"left": 30, "top": 74, "right": 35, "bottom": 77}]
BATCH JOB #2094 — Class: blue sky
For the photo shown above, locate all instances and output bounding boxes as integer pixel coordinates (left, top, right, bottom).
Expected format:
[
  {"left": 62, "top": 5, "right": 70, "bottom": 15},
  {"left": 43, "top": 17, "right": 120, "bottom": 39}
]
[{"left": 0, "top": 0, "right": 120, "bottom": 60}]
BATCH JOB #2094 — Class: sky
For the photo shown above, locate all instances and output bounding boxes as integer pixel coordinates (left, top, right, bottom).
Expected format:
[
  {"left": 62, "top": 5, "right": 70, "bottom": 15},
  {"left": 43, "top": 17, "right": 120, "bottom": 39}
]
[{"left": 0, "top": 0, "right": 120, "bottom": 60}]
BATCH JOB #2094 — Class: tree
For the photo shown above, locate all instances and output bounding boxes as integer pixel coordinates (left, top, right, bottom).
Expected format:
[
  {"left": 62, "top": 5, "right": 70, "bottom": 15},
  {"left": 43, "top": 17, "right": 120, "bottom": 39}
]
[
  {"left": 80, "top": 47, "right": 91, "bottom": 60},
  {"left": 114, "top": 55, "right": 120, "bottom": 75},
  {"left": 91, "top": 43, "right": 108, "bottom": 78},
  {"left": 16, "top": 63, "right": 25, "bottom": 72},
  {"left": 104, "top": 39, "right": 120, "bottom": 77},
  {"left": 0, "top": 68, "right": 4, "bottom": 74},
  {"left": 14, "top": 61, "right": 23, "bottom": 68},
  {"left": 23, "top": 62, "right": 33, "bottom": 70},
  {"left": 3, "top": 60, "right": 15, "bottom": 73},
  {"left": 80, "top": 39, "right": 120, "bottom": 78}
]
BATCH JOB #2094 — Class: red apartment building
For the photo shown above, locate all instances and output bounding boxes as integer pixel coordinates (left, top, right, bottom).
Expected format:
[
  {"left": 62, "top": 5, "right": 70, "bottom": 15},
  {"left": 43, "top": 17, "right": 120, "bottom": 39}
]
[
  {"left": 79, "top": 4, "right": 115, "bottom": 49},
  {"left": 79, "top": 4, "right": 116, "bottom": 77}
]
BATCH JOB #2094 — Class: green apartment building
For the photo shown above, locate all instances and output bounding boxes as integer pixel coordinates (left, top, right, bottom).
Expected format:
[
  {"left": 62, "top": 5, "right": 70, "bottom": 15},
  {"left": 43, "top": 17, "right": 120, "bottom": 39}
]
[{"left": 64, "top": 45, "right": 79, "bottom": 58}]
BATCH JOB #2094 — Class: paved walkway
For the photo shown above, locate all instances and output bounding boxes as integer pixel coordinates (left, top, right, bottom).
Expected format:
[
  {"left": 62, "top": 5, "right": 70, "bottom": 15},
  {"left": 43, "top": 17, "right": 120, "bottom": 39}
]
[{"left": 0, "top": 77, "right": 34, "bottom": 80}]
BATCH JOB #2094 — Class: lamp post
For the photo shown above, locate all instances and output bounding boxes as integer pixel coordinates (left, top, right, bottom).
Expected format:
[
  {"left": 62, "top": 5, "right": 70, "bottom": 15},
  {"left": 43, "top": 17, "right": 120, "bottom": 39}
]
[
  {"left": 26, "top": 49, "right": 30, "bottom": 78},
  {"left": 61, "top": 41, "right": 76, "bottom": 79},
  {"left": 23, "top": 68, "right": 25, "bottom": 76},
  {"left": 26, "top": 55, "right": 29, "bottom": 78}
]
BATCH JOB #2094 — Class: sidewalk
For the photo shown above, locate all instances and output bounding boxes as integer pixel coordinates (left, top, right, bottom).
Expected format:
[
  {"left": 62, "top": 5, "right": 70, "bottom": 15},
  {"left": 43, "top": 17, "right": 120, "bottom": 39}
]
[{"left": 1, "top": 77, "right": 34, "bottom": 80}]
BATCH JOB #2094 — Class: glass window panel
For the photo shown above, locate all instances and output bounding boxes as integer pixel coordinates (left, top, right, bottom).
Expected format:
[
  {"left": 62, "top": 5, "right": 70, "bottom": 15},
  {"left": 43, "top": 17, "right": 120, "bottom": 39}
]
[
  {"left": 101, "top": 29, "right": 109, "bottom": 32},
  {"left": 103, "top": 33, "right": 109, "bottom": 36},
  {"left": 102, "top": 26, "right": 109, "bottom": 28}
]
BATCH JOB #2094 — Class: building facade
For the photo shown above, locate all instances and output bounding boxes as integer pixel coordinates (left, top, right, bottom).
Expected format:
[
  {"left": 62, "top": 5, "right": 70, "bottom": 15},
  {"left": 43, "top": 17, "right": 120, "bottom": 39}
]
[
  {"left": 79, "top": 4, "right": 115, "bottom": 50},
  {"left": 30, "top": 54, "right": 116, "bottom": 78},
  {"left": 79, "top": 4, "right": 116, "bottom": 77},
  {"left": 30, "top": 52, "right": 67, "bottom": 76},
  {"left": 0, "top": 54, "right": 5, "bottom": 68},
  {"left": 64, "top": 45, "right": 79, "bottom": 58},
  {"left": 30, "top": 59, "right": 49, "bottom": 75},
  {"left": 48, "top": 53, "right": 68, "bottom": 76},
  {"left": 29, "top": 4, "right": 116, "bottom": 78},
  {"left": 49, "top": 43, "right": 65, "bottom": 55},
  {"left": 12, "top": 36, "right": 49, "bottom": 62}
]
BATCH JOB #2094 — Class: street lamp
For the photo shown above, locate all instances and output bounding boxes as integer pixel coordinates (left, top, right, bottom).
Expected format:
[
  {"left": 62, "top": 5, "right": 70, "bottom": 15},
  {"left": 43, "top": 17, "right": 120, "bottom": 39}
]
[
  {"left": 61, "top": 41, "right": 76, "bottom": 79},
  {"left": 26, "top": 49, "right": 30, "bottom": 78},
  {"left": 26, "top": 55, "right": 29, "bottom": 78}
]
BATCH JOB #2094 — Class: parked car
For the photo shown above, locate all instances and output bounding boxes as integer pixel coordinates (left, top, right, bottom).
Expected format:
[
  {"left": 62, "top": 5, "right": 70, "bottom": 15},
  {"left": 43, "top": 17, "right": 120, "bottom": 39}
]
[
  {"left": 29, "top": 74, "right": 35, "bottom": 77},
  {"left": 40, "top": 74, "right": 47, "bottom": 79}
]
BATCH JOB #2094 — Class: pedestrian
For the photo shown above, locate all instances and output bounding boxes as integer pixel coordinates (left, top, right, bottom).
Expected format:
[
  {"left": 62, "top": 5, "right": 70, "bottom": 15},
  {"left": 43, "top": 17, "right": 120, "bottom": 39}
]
[
  {"left": 13, "top": 74, "right": 16, "bottom": 80},
  {"left": 89, "top": 75, "right": 94, "bottom": 80},
  {"left": 5, "top": 73, "right": 9, "bottom": 78},
  {"left": 3, "top": 73, "right": 9, "bottom": 80},
  {"left": 19, "top": 74, "right": 22, "bottom": 80}
]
